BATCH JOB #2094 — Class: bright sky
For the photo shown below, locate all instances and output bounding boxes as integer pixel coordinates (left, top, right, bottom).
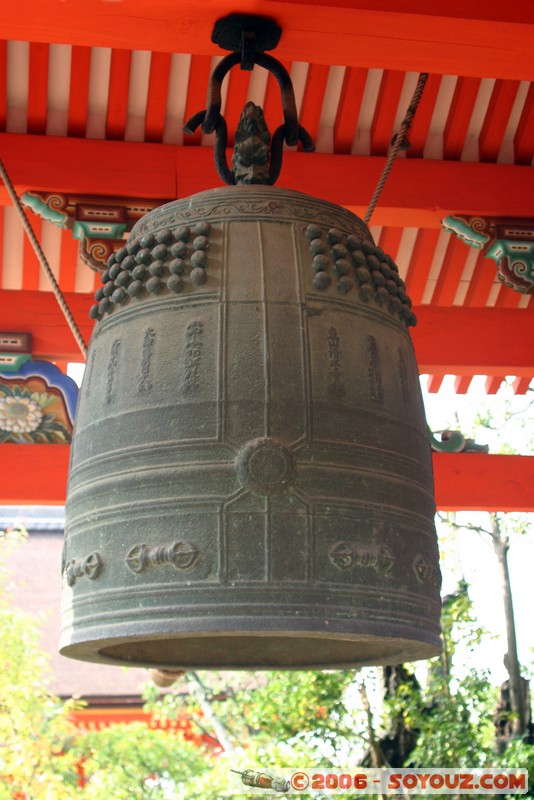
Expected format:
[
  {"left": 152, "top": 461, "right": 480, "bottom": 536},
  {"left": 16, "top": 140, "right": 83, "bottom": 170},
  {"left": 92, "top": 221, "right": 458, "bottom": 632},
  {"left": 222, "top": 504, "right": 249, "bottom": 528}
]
[{"left": 421, "top": 374, "right": 533, "bottom": 683}]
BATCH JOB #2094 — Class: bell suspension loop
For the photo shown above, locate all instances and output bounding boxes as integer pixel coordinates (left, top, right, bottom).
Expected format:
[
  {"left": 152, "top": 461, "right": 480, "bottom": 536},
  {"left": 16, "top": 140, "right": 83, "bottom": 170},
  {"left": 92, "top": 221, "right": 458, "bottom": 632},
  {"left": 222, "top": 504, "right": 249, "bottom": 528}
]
[{"left": 184, "top": 17, "right": 315, "bottom": 186}]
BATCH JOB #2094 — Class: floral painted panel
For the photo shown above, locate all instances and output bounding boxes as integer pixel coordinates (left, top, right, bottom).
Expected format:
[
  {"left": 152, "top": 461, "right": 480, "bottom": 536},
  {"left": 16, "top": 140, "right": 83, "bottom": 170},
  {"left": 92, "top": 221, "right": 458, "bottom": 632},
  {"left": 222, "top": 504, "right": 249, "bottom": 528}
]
[{"left": 0, "top": 361, "right": 78, "bottom": 444}]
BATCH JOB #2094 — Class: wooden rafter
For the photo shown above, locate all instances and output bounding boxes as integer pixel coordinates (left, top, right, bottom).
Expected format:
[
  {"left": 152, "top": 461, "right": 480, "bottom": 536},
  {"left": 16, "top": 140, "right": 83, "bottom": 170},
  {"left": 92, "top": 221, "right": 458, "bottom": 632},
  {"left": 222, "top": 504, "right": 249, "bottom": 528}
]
[
  {"left": 1, "top": 0, "right": 534, "bottom": 80},
  {"left": 1, "top": 134, "right": 534, "bottom": 228},
  {"left": 67, "top": 45, "right": 92, "bottom": 138}
]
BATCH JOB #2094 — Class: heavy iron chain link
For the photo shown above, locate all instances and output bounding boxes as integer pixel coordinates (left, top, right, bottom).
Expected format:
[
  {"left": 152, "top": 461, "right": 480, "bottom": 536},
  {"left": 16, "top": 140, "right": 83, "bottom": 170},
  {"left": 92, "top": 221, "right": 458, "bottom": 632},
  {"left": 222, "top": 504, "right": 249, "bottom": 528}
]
[{"left": 184, "top": 51, "right": 315, "bottom": 185}]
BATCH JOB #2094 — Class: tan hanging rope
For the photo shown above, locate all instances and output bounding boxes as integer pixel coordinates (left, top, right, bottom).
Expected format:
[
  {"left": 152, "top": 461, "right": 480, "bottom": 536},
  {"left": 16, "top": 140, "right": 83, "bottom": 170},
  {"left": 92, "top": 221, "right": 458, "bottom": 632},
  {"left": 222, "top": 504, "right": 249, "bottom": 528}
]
[
  {"left": 364, "top": 72, "right": 428, "bottom": 225},
  {"left": 0, "top": 159, "right": 88, "bottom": 359}
]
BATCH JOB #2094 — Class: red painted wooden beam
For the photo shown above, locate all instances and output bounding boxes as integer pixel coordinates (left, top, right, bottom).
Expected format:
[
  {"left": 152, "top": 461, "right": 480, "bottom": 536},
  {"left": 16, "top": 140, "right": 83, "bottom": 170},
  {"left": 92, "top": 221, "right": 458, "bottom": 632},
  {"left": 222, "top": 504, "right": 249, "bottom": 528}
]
[
  {"left": 404, "top": 229, "right": 442, "bottom": 306},
  {"left": 443, "top": 77, "right": 481, "bottom": 161},
  {"left": 21, "top": 212, "right": 42, "bottom": 290},
  {"left": 515, "top": 84, "right": 534, "bottom": 166},
  {"left": 0, "top": 289, "right": 94, "bottom": 361},
  {"left": 412, "top": 307, "right": 534, "bottom": 378},
  {"left": 0, "top": 444, "right": 70, "bottom": 505},
  {"left": 27, "top": 42, "right": 49, "bottom": 136},
  {"left": 0, "top": 134, "right": 178, "bottom": 202},
  {"left": 464, "top": 251, "right": 498, "bottom": 307},
  {"left": 0, "top": 444, "right": 532, "bottom": 511},
  {"left": 479, "top": 79, "right": 521, "bottom": 162},
  {"left": 2, "top": 290, "right": 533, "bottom": 379},
  {"left": 433, "top": 453, "right": 534, "bottom": 513},
  {"left": 1, "top": 134, "right": 534, "bottom": 228},
  {"left": 144, "top": 51, "right": 173, "bottom": 144},
  {"left": 406, "top": 73, "right": 442, "bottom": 159},
  {"left": 67, "top": 46, "right": 92, "bottom": 138},
  {"left": 370, "top": 70, "right": 406, "bottom": 156},
  {"left": 0, "top": 41, "right": 7, "bottom": 132},
  {"left": 1, "top": 0, "right": 534, "bottom": 80},
  {"left": 183, "top": 55, "right": 213, "bottom": 147},
  {"left": 299, "top": 63, "right": 330, "bottom": 145},
  {"left": 333, "top": 66, "right": 367, "bottom": 155},
  {"left": 106, "top": 49, "right": 132, "bottom": 141}
]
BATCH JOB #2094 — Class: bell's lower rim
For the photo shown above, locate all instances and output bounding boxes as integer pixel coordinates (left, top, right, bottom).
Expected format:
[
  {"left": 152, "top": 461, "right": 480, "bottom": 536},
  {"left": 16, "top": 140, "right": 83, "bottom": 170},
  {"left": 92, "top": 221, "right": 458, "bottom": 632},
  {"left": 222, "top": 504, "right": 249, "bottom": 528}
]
[{"left": 60, "top": 626, "right": 441, "bottom": 671}]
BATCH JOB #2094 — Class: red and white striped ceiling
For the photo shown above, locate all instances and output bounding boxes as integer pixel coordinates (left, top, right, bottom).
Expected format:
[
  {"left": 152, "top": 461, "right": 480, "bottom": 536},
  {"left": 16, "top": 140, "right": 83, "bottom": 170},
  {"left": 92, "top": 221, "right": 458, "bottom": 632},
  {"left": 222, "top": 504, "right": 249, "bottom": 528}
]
[{"left": 0, "top": 38, "right": 532, "bottom": 394}]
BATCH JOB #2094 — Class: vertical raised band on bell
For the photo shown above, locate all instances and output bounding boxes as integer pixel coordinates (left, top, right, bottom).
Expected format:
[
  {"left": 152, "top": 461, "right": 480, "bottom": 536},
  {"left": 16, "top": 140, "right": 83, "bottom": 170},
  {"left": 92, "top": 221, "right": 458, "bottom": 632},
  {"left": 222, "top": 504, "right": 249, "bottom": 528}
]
[{"left": 61, "top": 184, "right": 440, "bottom": 670}]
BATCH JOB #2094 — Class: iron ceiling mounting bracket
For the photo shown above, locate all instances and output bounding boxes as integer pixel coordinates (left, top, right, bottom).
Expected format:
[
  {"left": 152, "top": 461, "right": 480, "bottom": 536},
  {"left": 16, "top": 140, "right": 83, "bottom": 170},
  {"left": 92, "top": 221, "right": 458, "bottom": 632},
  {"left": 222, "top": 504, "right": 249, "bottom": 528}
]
[{"left": 211, "top": 14, "right": 282, "bottom": 71}]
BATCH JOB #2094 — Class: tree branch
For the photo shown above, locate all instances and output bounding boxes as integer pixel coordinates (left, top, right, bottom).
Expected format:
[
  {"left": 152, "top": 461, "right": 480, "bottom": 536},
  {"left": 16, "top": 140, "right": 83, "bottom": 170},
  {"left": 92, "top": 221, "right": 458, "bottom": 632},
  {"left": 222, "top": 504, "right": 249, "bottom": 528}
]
[
  {"left": 358, "top": 680, "right": 388, "bottom": 769},
  {"left": 187, "top": 673, "right": 237, "bottom": 754},
  {"left": 437, "top": 512, "right": 496, "bottom": 540}
]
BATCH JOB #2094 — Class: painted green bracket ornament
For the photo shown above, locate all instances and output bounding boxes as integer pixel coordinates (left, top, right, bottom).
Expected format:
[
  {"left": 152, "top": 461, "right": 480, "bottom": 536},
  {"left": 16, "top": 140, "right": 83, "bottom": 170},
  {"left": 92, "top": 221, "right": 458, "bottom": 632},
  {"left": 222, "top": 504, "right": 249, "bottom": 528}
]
[
  {"left": 0, "top": 332, "right": 31, "bottom": 373},
  {"left": 20, "top": 191, "right": 166, "bottom": 272},
  {"left": 442, "top": 215, "right": 534, "bottom": 295},
  {"left": 429, "top": 427, "right": 489, "bottom": 454}
]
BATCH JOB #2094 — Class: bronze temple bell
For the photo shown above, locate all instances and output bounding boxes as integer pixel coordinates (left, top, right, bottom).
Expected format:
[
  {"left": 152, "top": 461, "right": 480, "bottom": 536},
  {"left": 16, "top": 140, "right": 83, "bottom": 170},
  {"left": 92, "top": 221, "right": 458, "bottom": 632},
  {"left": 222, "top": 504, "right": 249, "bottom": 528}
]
[{"left": 60, "top": 16, "right": 442, "bottom": 670}]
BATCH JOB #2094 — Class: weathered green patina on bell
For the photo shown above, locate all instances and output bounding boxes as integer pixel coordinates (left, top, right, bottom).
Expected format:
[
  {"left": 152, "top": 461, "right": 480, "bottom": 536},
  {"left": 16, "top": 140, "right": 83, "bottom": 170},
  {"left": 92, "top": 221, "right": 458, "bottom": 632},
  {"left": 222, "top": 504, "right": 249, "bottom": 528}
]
[
  {"left": 60, "top": 23, "right": 441, "bottom": 669},
  {"left": 60, "top": 179, "right": 441, "bottom": 668}
]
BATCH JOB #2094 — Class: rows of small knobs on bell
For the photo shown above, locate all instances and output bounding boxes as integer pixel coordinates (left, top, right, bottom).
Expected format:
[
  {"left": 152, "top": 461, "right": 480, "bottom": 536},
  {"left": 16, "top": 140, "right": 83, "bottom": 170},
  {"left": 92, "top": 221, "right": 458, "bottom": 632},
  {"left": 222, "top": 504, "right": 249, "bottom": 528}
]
[
  {"left": 89, "top": 222, "right": 211, "bottom": 320},
  {"left": 305, "top": 224, "right": 417, "bottom": 326},
  {"left": 89, "top": 219, "right": 416, "bottom": 327}
]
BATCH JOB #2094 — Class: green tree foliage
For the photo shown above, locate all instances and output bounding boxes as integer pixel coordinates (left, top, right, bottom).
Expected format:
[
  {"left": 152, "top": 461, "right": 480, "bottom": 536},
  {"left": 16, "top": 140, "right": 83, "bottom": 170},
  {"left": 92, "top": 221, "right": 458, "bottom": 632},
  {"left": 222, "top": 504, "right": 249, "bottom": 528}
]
[
  {"left": 144, "top": 668, "right": 357, "bottom": 755},
  {"left": 381, "top": 581, "right": 534, "bottom": 797},
  {"left": 0, "top": 534, "right": 218, "bottom": 800},
  {"left": 408, "top": 585, "right": 497, "bottom": 768},
  {"left": 0, "top": 530, "right": 79, "bottom": 799},
  {"left": 71, "top": 723, "right": 213, "bottom": 800},
  {"left": 1, "top": 506, "right": 532, "bottom": 798},
  {"left": 0, "top": 608, "right": 217, "bottom": 799},
  {"left": 224, "top": 670, "right": 355, "bottom": 752},
  {"left": 143, "top": 669, "right": 362, "bottom": 796}
]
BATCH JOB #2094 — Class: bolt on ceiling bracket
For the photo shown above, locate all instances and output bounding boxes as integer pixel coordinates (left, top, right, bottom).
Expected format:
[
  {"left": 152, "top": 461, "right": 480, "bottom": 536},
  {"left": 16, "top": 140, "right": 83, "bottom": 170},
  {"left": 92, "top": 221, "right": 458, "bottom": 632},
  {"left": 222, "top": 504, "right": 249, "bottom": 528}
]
[{"left": 211, "top": 14, "right": 282, "bottom": 71}]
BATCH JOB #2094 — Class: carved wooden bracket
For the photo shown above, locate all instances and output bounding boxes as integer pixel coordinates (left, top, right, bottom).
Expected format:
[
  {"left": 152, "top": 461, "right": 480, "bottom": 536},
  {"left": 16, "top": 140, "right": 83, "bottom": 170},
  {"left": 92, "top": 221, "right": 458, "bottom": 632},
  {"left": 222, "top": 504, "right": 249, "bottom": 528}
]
[
  {"left": 442, "top": 215, "right": 534, "bottom": 295},
  {"left": 429, "top": 427, "right": 489, "bottom": 454},
  {"left": 21, "top": 191, "right": 168, "bottom": 272}
]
